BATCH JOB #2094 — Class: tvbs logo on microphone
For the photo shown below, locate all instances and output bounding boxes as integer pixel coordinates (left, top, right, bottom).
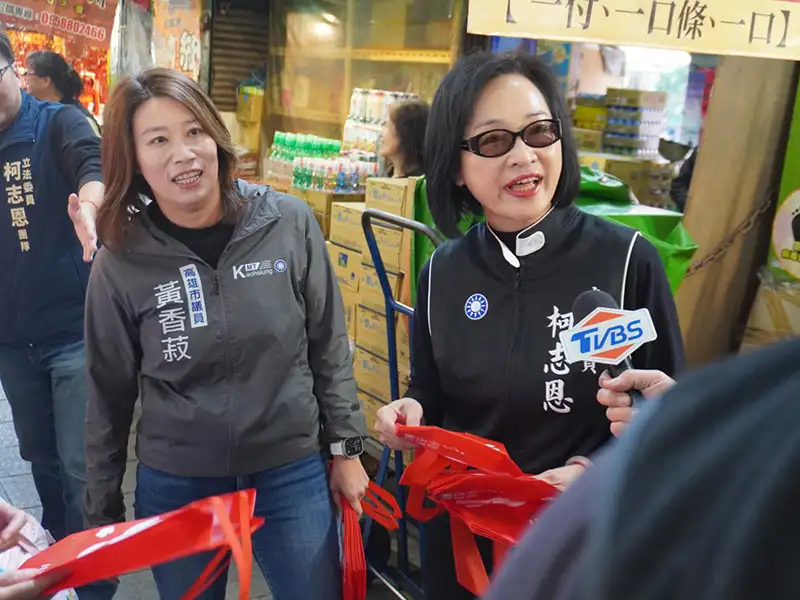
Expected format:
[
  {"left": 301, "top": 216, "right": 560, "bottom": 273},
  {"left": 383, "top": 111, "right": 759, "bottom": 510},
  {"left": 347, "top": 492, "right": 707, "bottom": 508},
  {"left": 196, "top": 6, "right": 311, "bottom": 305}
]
[{"left": 558, "top": 308, "right": 658, "bottom": 365}]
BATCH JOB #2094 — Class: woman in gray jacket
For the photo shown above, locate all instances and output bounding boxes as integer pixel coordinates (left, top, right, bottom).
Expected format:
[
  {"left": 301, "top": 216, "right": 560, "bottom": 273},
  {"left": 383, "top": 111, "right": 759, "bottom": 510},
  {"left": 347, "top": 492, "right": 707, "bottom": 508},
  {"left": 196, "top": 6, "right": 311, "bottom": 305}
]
[{"left": 83, "top": 68, "right": 369, "bottom": 600}]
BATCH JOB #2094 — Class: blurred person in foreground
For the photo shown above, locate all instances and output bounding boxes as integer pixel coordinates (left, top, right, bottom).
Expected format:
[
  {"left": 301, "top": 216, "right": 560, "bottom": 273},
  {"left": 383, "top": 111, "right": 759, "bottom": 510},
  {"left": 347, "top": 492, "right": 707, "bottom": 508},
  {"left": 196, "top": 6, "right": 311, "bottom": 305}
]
[
  {"left": 0, "top": 28, "right": 110, "bottom": 600},
  {"left": 484, "top": 339, "right": 799, "bottom": 600},
  {"left": 24, "top": 52, "right": 100, "bottom": 135},
  {"left": 84, "top": 68, "right": 368, "bottom": 600},
  {"left": 380, "top": 99, "right": 429, "bottom": 178}
]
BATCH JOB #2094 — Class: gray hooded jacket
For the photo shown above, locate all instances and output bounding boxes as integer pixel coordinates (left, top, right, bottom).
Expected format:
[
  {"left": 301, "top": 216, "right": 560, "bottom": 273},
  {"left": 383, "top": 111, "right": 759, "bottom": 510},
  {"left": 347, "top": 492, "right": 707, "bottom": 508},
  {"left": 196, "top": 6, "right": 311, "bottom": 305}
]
[{"left": 84, "top": 181, "right": 366, "bottom": 527}]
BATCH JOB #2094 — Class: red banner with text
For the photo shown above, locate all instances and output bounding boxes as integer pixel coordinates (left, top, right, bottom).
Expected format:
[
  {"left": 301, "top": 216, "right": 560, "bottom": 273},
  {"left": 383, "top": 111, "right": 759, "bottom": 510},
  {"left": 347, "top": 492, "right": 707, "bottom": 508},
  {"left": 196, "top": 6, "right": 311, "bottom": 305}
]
[{"left": 0, "top": 0, "right": 118, "bottom": 51}]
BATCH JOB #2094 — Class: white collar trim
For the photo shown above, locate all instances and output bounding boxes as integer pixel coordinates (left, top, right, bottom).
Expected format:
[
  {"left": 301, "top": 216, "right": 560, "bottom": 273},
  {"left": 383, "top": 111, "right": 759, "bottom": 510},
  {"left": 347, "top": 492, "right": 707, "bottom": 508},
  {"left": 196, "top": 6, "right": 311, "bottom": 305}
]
[{"left": 488, "top": 206, "right": 554, "bottom": 269}]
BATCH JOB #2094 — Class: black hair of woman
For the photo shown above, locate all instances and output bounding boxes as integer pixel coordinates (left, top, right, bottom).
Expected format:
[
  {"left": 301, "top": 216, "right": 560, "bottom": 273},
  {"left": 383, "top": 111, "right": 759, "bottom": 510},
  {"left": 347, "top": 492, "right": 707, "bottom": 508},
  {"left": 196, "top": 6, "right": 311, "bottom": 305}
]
[
  {"left": 26, "top": 51, "right": 83, "bottom": 103},
  {"left": 425, "top": 50, "right": 581, "bottom": 239},
  {"left": 384, "top": 99, "right": 429, "bottom": 177}
]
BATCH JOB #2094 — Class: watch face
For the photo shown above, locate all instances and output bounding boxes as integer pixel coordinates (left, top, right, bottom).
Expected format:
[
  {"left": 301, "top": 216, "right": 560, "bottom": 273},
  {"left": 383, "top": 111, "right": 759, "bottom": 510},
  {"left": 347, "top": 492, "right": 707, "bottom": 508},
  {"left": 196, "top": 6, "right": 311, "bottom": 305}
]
[{"left": 344, "top": 437, "right": 363, "bottom": 457}]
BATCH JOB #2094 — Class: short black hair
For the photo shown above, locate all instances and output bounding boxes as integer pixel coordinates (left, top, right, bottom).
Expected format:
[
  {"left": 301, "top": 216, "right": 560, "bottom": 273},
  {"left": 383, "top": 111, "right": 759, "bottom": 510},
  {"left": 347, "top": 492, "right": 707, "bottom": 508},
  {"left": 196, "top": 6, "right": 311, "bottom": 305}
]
[
  {"left": 425, "top": 50, "right": 581, "bottom": 238},
  {"left": 389, "top": 99, "right": 429, "bottom": 176},
  {"left": 0, "top": 27, "right": 13, "bottom": 65},
  {"left": 27, "top": 51, "right": 83, "bottom": 102}
]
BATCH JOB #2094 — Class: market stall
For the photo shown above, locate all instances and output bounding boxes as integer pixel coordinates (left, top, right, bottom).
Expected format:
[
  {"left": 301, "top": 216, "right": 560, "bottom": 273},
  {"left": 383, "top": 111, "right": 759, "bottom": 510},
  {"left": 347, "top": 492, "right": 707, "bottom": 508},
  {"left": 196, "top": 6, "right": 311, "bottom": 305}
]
[
  {"left": 2, "top": 1, "right": 118, "bottom": 119},
  {"left": 467, "top": 0, "right": 800, "bottom": 366}
]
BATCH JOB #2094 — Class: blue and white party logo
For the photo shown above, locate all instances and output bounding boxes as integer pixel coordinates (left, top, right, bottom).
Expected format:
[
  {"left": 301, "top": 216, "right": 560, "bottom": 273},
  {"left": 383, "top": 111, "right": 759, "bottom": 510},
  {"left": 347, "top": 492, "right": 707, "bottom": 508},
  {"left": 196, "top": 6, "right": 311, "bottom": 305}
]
[
  {"left": 464, "top": 293, "right": 488, "bottom": 321},
  {"left": 274, "top": 259, "right": 288, "bottom": 273}
]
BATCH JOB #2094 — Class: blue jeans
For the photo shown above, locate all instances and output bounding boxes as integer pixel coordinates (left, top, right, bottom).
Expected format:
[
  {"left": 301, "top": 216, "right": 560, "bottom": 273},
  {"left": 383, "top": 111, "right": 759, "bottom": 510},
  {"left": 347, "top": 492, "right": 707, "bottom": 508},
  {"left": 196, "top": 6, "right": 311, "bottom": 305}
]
[
  {"left": 135, "top": 452, "right": 342, "bottom": 600},
  {"left": 0, "top": 340, "right": 116, "bottom": 600}
]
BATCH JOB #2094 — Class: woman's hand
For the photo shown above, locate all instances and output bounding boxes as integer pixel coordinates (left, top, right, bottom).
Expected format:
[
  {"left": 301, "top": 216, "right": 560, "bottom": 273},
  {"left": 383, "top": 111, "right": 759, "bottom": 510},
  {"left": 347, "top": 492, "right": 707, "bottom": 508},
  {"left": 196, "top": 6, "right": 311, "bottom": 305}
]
[
  {"left": 536, "top": 464, "right": 586, "bottom": 492},
  {"left": 0, "top": 569, "right": 65, "bottom": 600},
  {"left": 0, "top": 503, "right": 27, "bottom": 553},
  {"left": 597, "top": 369, "right": 675, "bottom": 437},
  {"left": 374, "top": 398, "right": 424, "bottom": 451},
  {"left": 329, "top": 456, "right": 369, "bottom": 516}
]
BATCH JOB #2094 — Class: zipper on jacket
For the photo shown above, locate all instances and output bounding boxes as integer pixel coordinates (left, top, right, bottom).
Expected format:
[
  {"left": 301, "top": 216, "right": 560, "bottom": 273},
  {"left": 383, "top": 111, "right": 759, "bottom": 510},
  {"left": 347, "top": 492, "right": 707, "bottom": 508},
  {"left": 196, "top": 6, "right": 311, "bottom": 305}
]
[
  {"left": 211, "top": 267, "right": 235, "bottom": 475},
  {"left": 506, "top": 267, "right": 523, "bottom": 402}
]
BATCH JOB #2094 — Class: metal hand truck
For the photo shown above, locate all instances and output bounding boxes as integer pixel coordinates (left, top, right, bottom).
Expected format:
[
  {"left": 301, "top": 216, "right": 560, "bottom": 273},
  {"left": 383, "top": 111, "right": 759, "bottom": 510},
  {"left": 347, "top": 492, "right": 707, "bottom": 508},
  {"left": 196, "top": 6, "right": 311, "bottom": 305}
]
[{"left": 361, "top": 208, "right": 443, "bottom": 600}]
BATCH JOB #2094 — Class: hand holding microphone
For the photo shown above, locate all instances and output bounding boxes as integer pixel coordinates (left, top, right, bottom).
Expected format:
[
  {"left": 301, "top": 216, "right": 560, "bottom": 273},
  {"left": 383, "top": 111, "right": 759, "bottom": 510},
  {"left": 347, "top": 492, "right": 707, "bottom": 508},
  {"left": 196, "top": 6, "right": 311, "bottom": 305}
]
[
  {"left": 560, "top": 289, "right": 673, "bottom": 436},
  {"left": 597, "top": 369, "right": 675, "bottom": 437}
]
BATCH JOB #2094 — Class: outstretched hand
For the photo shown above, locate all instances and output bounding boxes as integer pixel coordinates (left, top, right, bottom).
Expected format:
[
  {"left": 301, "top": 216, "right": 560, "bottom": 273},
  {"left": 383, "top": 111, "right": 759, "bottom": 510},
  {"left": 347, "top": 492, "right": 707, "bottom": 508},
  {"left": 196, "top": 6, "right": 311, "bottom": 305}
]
[{"left": 67, "top": 193, "right": 98, "bottom": 262}]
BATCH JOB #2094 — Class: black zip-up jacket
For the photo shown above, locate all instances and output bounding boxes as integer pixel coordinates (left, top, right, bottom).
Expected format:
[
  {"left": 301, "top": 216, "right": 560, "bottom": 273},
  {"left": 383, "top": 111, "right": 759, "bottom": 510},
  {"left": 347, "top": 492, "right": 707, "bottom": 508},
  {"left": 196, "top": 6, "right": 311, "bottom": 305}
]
[
  {"left": 0, "top": 93, "right": 100, "bottom": 347},
  {"left": 84, "top": 182, "right": 367, "bottom": 527},
  {"left": 406, "top": 204, "right": 684, "bottom": 474}
]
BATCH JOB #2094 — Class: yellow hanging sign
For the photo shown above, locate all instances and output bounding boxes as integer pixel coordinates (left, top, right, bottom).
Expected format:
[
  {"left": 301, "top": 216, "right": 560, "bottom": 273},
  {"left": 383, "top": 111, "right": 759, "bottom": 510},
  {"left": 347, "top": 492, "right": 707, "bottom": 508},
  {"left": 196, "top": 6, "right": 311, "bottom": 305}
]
[{"left": 468, "top": 0, "right": 800, "bottom": 60}]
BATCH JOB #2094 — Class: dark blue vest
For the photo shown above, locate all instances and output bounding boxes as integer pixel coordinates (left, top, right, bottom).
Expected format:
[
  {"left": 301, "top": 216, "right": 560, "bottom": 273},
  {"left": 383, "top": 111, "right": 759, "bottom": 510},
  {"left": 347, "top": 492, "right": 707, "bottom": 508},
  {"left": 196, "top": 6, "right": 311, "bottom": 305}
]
[{"left": 0, "top": 92, "right": 91, "bottom": 346}]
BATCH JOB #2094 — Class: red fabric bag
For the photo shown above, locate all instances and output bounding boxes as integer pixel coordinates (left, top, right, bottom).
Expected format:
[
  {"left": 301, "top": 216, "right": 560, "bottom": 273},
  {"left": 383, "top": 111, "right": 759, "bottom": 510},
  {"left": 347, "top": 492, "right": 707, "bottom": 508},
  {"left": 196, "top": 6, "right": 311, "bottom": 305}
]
[
  {"left": 22, "top": 489, "right": 263, "bottom": 599},
  {"left": 341, "top": 481, "right": 402, "bottom": 600},
  {"left": 394, "top": 425, "right": 560, "bottom": 596}
]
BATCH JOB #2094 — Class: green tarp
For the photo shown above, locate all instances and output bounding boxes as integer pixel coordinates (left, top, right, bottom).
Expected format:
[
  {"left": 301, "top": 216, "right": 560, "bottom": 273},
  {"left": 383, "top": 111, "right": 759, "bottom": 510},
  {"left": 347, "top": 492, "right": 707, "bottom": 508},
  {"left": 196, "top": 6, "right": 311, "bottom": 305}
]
[{"left": 410, "top": 167, "right": 697, "bottom": 302}]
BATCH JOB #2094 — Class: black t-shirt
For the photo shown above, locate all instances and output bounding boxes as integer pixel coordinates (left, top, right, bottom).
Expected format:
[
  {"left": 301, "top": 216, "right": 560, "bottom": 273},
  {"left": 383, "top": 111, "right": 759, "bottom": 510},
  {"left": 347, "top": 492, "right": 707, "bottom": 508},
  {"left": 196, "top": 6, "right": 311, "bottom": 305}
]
[{"left": 148, "top": 202, "right": 234, "bottom": 269}]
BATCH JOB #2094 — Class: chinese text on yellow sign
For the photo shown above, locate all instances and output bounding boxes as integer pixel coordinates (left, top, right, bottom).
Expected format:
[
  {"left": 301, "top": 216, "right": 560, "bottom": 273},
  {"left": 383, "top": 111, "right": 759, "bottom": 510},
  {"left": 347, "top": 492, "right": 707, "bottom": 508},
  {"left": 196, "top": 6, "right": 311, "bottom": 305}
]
[{"left": 468, "top": 0, "right": 800, "bottom": 60}]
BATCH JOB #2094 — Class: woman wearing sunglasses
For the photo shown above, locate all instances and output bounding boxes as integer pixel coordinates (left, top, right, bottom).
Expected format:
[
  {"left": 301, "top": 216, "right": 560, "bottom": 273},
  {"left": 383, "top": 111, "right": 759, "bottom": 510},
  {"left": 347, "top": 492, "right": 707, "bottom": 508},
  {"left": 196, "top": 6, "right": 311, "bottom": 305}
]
[{"left": 374, "top": 51, "right": 684, "bottom": 599}]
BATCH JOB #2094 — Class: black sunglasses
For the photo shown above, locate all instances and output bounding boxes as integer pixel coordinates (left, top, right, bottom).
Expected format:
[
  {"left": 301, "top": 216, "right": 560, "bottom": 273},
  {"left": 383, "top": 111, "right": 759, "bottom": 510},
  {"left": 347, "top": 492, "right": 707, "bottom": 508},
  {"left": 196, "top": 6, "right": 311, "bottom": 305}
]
[{"left": 461, "top": 118, "right": 562, "bottom": 158}]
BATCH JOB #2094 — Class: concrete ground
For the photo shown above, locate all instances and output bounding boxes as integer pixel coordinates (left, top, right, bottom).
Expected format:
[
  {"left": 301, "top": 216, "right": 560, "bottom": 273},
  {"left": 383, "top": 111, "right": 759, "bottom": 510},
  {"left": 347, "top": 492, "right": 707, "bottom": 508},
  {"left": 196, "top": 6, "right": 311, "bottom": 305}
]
[{"left": 0, "top": 384, "right": 401, "bottom": 599}]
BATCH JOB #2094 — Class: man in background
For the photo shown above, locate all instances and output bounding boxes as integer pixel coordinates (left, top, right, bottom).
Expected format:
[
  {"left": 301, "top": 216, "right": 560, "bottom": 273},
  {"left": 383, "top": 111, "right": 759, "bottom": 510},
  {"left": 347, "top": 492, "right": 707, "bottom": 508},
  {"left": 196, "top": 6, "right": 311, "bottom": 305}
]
[{"left": 0, "top": 28, "right": 110, "bottom": 600}]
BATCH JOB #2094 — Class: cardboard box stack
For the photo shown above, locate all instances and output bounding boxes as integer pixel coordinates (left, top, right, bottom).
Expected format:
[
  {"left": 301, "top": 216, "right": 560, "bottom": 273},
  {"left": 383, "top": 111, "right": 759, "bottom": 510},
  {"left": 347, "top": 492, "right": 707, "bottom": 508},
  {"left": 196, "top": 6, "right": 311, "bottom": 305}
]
[
  {"left": 578, "top": 151, "right": 674, "bottom": 208},
  {"left": 319, "top": 175, "right": 418, "bottom": 459},
  {"left": 603, "top": 89, "right": 667, "bottom": 159},
  {"left": 351, "top": 177, "right": 418, "bottom": 461},
  {"left": 573, "top": 95, "right": 607, "bottom": 152}
]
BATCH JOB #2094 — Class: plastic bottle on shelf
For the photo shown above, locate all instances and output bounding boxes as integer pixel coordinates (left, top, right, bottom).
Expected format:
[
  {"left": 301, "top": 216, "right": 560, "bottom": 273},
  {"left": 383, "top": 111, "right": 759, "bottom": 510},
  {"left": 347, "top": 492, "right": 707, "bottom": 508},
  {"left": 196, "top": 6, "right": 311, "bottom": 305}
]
[
  {"left": 357, "top": 162, "right": 367, "bottom": 192},
  {"left": 291, "top": 157, "right": 301, "bottom": 188},
  {"left": 270, "top": 132, "right": 280, "bottom": 160},
  {"left": 335, "top": 162, "right": 347, "bottom": 193},
  {"left": 349, "top": 162, "right": 360, "bottom": 193},
  {"left": 311, "top": 160, "right": 323, "bottom": 191},
  {"left": 284, "top": 133, "right": 296, "bottom": 162},
  {"left": 301, "top": 158, "right": 311, "bottom": 189},
  {"left": 324, "top": 163, "right": 337, "bottom": 193}
]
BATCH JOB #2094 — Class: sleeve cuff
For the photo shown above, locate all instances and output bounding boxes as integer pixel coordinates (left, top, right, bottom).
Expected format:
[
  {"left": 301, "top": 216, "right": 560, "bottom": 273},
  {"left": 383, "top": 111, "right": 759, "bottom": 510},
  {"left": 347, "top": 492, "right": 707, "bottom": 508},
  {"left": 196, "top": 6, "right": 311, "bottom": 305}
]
[
  {"left": 77, "top": 172, "right": 103, "bottom": 190},
  {"left": 566, "top": 455, "right": 593, "bottom": 470},
  {"left": 322, "top": 413, "right": 368, "bottom": 443}
]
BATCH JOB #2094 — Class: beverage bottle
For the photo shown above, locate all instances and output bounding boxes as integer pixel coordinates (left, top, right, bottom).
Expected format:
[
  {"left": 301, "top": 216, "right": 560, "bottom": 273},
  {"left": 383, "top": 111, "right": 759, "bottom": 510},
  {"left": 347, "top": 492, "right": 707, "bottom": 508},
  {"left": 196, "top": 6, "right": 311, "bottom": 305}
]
[
  {"left": 324, "top": 163, "right": 336, "bottom": 193},
  {"left": 306, "top": 159, "right": 315, "bottom": 189},
  {"left": 313, "top": 160, "right": 324, "bottom": 191},
  {"left": 298, "top": 158, "right": 306, "bottom": 189},
  {"left": 285, "top": 133, "right": 297, "bottom": 162},
  {"left": 348, "top": 162, "right": 359, "bottom": 193},
  {"left": 335, "top": 161, "right": 347, "bottom": 193},
  {"left": 291, "top": 157, "right": 300, "bottom": 188}
]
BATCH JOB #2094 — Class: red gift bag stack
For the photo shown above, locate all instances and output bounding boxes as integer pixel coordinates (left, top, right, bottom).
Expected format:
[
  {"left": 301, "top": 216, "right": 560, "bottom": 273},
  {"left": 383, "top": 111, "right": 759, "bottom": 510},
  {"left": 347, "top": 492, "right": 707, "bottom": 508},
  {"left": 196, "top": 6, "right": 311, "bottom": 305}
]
[
  {"left": 23, "top": 489, "right": 262, "bottom": 599},
  {"left": 342, "top": 481, "right": 402, "bottom": 600},
  {"left": 19, "top": 427, "right": 548, "bottom": 600},
  {"left": 395, "top": 425, "right": 561, "bottom": 596}
]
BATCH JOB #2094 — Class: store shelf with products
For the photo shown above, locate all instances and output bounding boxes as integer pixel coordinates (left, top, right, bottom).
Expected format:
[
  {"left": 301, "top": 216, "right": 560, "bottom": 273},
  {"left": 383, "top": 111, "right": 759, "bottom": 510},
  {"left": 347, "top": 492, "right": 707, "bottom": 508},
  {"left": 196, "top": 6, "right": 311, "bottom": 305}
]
[
  {"left": 543, "top": 41, "right": 716, "bottom": 212},
  {"left": 264, "top": 0, "right": 465, "bottom": 149}
]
